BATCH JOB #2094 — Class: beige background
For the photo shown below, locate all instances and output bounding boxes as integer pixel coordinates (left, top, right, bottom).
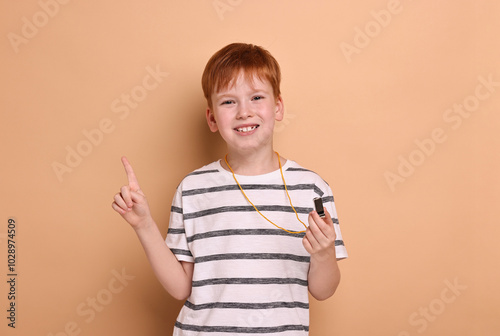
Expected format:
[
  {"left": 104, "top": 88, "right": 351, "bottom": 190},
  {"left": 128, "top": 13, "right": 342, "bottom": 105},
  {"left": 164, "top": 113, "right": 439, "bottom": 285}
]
[{"left": 1, "top": 1, "right": 499, "bottom": 335}]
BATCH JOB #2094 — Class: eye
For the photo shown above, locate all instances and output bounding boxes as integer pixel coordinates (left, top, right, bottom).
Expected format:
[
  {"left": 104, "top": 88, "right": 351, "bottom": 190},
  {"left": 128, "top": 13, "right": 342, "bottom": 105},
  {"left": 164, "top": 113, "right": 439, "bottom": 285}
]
[
  {"left": 252, "top": 96, "right": 264, "bottom": 101},
  {"left": 221, "top": 100, "right": 234, "bottom": 105}
]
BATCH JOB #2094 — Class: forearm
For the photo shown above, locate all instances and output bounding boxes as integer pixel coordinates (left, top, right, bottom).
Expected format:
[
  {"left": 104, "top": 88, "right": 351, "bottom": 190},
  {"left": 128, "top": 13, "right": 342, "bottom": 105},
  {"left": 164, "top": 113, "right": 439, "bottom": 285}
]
[
  {"left": 134, "top": 218, "right": 192, "bottom": 300},
  {"left": 307, "top": 252, "right": 341, "bottom": 301}
]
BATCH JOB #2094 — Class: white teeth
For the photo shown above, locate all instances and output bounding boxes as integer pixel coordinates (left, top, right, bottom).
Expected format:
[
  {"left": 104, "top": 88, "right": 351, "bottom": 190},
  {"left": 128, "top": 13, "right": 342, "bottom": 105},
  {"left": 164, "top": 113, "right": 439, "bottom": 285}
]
[{"left": 237, "top": 126, "right": 257, "bottom": 133}]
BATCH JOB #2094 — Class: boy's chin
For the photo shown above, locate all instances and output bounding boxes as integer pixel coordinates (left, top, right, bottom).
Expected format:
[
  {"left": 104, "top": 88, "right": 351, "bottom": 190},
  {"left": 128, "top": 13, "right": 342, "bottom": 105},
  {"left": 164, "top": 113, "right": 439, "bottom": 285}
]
[{"left": 228, "top": 141, "right": 274, "bottom": 153}]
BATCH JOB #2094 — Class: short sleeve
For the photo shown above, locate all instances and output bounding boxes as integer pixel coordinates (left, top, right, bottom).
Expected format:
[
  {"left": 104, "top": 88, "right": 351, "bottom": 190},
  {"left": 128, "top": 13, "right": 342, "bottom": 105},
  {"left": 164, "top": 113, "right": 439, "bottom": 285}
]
[
  {"left": 323, "top": 184, "right": 348, "bottom": 260},
  {"left": 165, "top": 186, "right": 194, "bottom": 263}
]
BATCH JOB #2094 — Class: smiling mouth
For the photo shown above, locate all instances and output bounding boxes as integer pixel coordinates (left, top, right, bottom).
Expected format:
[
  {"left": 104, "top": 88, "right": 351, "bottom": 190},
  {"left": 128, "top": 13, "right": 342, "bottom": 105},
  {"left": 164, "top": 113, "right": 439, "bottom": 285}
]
[{"left": 235, "top": 125, "right": 259, "bottom": 133}]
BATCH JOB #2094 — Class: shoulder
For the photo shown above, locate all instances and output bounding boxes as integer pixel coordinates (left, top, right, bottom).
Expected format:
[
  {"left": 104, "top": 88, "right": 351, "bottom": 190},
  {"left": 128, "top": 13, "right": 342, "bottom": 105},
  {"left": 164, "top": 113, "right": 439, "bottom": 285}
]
[
  {"left": 184, "top": 161, "right": 221, "bottom": 178},
  {"left": 284, "top": 159, "right": 329, "bottom": 185},
  {"left": 284, "top": 159, "right": 334, "bottom": 198}
]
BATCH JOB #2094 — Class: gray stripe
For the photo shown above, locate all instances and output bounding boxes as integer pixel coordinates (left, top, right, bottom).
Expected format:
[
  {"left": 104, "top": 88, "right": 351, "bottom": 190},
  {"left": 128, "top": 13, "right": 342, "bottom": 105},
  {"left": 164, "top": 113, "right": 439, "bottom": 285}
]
[
  {"left": 182, "top": 205, "right": 340, "bottom": 224},
  {"left": 182, "top": 183, "right": 322, "bottom": 197},
  {"left": 194, "top": 253, "right": 310, "bottom": 264},
  {"left": 175, "top": 322, "right": 309, "bottom": 333},
  {"left": 171, "top": 206, "right": 182, "bottom": 214},
  {"left": 185, "top": 230, "right": 342, "bottom": 245},
  {"left": 186, "top": 169, "right": 220, "bottom": 176},
  {"left": 286, "top": 167, "right": 330, "bottom": 187},
  {"left": 184, "top": 300, "right": 309, "bottom": 311},
  {"left": 178, "top": 209, "right": 339, "bottom": 224},
  {"left": 184, "top": 205, "right": 312, "bottom": 220},
  {"left": 192, "top": 277, "right": 308, "bottom": 287},
  {"left": 285, "top": 167, "right": 312, "bottom": 173},
  {"left": 322, "top": 195, "right": 334, "bottom": 203},
  {"left": 168, "top": 228, "right": 185, "bottom": 234},
  {"left": 186, "top": 229, "right": 305, "bottom": 242},
  {"left": 170, "top": 248, "right": 192, "bottom": 257}
]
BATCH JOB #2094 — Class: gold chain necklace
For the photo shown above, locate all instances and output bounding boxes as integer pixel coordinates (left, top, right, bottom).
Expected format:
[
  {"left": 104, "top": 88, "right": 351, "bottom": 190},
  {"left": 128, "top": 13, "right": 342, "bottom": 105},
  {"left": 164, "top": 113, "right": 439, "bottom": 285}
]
[{"left": 224, "top": 151, "right": 308, "bottom": 234}]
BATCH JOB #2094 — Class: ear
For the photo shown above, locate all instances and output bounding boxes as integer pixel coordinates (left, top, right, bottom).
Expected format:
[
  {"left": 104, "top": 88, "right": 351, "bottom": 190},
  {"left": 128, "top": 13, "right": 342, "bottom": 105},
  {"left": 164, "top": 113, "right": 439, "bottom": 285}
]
[
  {"left": 206, "top": 107, "right": 219, "bottom": 132},
  {"left": 274, "top": 95, "right": 284, "bottom": 122}
]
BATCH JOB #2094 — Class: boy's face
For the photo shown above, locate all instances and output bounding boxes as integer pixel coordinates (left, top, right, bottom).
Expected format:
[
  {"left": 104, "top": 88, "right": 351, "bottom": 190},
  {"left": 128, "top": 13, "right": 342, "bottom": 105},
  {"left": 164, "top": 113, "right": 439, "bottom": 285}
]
[{"left": 206, "top": 71, "right": 284, "bottom": 154}]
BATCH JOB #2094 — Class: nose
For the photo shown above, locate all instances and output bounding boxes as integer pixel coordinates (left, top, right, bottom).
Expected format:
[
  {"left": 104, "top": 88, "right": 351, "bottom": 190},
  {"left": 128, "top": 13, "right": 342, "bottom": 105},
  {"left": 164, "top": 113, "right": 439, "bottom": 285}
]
[{"left": 236, "top": 101, "right": 253, "bottom": 119}]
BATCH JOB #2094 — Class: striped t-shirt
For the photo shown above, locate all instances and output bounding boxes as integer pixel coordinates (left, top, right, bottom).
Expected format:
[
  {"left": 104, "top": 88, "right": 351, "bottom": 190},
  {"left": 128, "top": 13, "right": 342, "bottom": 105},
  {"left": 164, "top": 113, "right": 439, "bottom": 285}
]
[{"left": 165, "top": 159, "right": 348, "bottom": 335}]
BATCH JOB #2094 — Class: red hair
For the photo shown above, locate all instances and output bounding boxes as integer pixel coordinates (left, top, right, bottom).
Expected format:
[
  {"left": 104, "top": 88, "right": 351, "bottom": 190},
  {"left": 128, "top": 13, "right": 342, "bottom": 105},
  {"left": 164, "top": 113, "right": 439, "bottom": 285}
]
[{"left": 202, "top": 43, "right": 281, "bottom": 108}]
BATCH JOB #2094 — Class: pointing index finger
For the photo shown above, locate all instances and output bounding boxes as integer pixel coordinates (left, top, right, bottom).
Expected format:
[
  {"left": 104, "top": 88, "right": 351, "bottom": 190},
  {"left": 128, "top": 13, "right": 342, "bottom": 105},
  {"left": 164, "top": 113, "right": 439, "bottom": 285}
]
[{"left": 121, "top": 156, "right": 141, "bottom": 191}]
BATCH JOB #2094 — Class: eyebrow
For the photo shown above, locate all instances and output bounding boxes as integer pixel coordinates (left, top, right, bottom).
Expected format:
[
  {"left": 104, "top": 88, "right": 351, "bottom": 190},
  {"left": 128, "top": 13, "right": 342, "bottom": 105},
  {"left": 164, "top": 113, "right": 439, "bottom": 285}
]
[
  {"left": 214, "top": 94, "right": 233, "bottom": 101},
  {"left": 216, "top": 88, "right": 268, "bottom": 96}
]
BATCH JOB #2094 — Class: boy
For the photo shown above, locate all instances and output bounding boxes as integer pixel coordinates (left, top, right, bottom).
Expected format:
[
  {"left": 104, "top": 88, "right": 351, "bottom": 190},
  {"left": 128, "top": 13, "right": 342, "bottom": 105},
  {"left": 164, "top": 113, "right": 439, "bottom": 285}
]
[{"left": 112, "top": 43, "right": 347, "bottom": 335}]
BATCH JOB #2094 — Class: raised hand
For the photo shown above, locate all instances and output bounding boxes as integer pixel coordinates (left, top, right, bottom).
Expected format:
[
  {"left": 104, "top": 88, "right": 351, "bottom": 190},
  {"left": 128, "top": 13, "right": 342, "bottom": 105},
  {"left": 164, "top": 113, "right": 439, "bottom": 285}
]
[{"left": 111, "top": 156, "right": 153, "bottom": 229}]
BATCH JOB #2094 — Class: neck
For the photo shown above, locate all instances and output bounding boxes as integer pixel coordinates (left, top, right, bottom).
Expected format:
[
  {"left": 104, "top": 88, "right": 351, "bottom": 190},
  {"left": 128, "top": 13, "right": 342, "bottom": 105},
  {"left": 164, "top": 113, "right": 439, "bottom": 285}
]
[{"left": 223, "top": 149, "right": 282, "bottom": 175}]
